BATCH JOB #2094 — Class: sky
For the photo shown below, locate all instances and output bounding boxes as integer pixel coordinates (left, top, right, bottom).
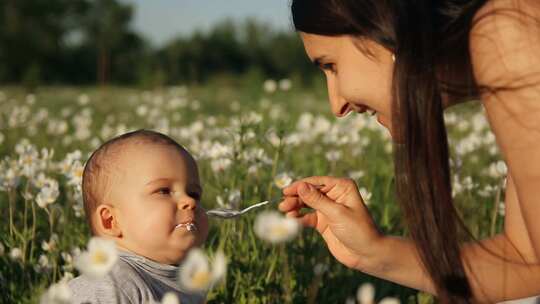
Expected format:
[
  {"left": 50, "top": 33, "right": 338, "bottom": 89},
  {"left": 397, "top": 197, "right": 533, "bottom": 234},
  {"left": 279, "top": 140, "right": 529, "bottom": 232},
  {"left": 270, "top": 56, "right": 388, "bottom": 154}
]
[{"left": 120, "top": 0, "right": 293, "bottom": 46}]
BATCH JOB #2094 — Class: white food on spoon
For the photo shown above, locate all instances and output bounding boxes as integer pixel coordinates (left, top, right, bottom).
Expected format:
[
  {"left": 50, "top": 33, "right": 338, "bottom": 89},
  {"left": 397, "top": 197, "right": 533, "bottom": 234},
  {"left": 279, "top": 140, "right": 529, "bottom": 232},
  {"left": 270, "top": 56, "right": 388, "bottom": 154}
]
[{"left": 175, "top": 222, "right": 197, "bottom": 231}]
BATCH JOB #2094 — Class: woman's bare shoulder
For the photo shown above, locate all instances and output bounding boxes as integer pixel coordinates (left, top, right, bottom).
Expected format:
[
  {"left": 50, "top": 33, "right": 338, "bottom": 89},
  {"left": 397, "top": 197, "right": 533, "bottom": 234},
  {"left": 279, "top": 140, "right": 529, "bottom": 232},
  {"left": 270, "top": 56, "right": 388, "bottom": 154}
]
[
  {"left": 469, "top": 0, "right": 540, "bottom": 258},
  {"left": 469, "top": 0, "right": 540, "bottom": 150},
  {"left": 470, "top": 0, "right": 540, "bottom": 88}
]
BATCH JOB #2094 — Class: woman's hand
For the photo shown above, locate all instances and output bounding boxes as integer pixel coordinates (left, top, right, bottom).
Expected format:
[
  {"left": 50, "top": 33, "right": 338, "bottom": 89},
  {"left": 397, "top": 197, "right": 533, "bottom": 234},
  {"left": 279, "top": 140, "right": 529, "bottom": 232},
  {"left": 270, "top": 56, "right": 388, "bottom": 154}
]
[{"left": 279, "top": 176, "right": 383, "bottom": 270}]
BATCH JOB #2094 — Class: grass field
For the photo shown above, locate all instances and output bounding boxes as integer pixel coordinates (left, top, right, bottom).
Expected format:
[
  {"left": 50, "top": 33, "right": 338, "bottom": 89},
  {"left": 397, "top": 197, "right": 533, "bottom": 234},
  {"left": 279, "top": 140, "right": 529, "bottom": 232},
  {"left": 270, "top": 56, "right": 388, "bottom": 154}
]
[{"left": 0, "top": 82, "right": 506, "bottom": 303}]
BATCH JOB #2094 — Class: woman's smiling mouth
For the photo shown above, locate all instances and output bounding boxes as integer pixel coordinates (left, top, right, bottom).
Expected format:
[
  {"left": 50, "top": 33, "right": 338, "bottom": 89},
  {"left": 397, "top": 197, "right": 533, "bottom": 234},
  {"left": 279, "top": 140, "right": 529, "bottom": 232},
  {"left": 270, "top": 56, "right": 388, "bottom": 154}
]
[{"left": 353, "top": 104, "right": 377, "bottom": 116}]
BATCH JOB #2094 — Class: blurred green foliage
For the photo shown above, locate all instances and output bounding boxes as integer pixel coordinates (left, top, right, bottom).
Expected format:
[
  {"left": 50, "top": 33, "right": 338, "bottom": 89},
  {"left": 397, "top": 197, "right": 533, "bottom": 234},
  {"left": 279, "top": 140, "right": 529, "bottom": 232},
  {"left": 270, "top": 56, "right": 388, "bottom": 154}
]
[{"left": 0, "top": 0, "right": 317, "bottom": 87}]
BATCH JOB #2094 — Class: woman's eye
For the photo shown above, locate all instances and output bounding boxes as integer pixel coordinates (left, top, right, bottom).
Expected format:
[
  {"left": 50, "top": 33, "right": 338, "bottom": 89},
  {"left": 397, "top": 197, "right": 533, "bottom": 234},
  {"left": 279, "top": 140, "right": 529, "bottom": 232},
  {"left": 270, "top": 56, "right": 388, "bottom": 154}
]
[
  {"left": 156, "top": 187, "right": 172, "bottom": 195},
  {"left": 322, "top": 63, "right": 337, "bottom": 74}
]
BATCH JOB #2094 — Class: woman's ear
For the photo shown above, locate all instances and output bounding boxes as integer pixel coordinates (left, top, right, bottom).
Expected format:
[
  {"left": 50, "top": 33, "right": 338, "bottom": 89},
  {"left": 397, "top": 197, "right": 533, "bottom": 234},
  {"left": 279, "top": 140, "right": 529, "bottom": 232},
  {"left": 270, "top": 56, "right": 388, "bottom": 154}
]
[{"left": 94, "top": 204, "right": 122, "bottom": 237}]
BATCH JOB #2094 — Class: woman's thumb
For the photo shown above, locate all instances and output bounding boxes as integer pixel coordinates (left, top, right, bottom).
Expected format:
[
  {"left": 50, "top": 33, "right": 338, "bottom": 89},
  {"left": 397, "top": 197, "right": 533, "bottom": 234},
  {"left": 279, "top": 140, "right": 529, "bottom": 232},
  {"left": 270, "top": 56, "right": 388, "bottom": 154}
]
[{"left": 297, "top": 182, "right": 336, "bottom": 214}]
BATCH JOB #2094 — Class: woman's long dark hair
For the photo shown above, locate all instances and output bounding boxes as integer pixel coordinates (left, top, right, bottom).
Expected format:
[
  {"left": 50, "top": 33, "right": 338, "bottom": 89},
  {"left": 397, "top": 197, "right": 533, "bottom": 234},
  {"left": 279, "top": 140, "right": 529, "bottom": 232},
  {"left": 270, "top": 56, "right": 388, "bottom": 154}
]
[{"left": 291, "top": 1, "right": 490, "bottom": 302}]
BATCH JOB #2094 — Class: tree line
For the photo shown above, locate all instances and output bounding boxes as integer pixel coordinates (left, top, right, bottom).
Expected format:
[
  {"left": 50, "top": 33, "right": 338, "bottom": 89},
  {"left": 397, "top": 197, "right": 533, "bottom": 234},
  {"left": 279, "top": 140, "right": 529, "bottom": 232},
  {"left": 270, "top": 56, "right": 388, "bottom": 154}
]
[{"left": 0, "top": 0, "right": 318, "bottom": 87}]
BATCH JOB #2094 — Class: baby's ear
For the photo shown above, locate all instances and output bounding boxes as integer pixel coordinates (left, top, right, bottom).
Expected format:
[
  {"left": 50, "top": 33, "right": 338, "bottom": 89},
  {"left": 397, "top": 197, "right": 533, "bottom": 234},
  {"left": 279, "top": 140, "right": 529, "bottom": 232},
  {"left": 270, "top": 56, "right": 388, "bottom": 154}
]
[{"left": 94, "top": 204, "right": 122, "bottom": 237}]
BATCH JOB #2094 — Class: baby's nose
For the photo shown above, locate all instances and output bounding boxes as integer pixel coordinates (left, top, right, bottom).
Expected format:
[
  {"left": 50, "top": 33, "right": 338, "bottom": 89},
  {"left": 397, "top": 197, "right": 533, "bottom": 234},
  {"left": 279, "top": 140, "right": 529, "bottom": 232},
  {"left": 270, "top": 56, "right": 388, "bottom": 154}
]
[{"left": 178, "top": 197, "right": 197, "bottom": 210}]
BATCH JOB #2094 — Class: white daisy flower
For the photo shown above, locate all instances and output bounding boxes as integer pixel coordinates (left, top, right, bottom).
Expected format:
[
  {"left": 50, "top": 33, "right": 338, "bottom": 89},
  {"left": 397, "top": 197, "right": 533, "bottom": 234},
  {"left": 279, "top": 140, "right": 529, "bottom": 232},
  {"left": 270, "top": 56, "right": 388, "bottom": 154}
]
[
  {"left": 74, "top": 237, "right": 118, "bottom": 279},
  {"left": 378, "top": 297, "right": 400, "bottom": 304},
  {"left": 42, "top": 235, "right": 59, "bottom": 252},
  {"left": 263, "top": 79, "right": 277, "bottom": 94},
  {"left": 77, "top": 94, "right": 90, "bottom": 105},
  {"left": 38, "top": 254, "right": 51, "bottom": 270},
  {"left": 18, "top": 144, "right": 39, "bottom": 178},
  {"left": 0, "top": 166, "right": 20, "bottom": 191},
  {"left": 359, "top": 188, "right": 372, "bottom": 205},
  {"left": 40, "top": 281, "right": 71, "bottom": 304},
  {"left": 227, "top": 189, "right": 241, "bottom": 209},
  {"left": 254, "top": 211, "right": 301, "bottom": 244},
  {"left": 349, "top": 170, "right": 366, "bottom": 180},
  {"left": 67, "top": 160, "right": 84, "bottom": 187},
  {"left": 499, "top": 201, "right": 506, "bottom": 217},
  {"left": 274, "top": 172, "right": 293, "bottom": 189},
  {"left": 357, "top": 283, "right": 375, "bottom": 304},
  {"left": 35, "top": 180, "right": 60, "bottom": 208},
  {"left": 211, "top": 158, "right": 232, "bottom": 173},
  {"left": 313, "top": 263, "right": 328, "bottom": 276},
  {"left": 325, "top": 150, "right": 342, "bottom": 162},
  {"left": 10, "top": 247, "right": 23, "bottom": 261},
  {"left": 178, "top": 249, "right": 227, "bottom": 292},
  {"left": 279, "top": 79, "right": 292, "bottom": 91},
  {"left": 160, "top": 292, "right": 179, "bottom": 304}
]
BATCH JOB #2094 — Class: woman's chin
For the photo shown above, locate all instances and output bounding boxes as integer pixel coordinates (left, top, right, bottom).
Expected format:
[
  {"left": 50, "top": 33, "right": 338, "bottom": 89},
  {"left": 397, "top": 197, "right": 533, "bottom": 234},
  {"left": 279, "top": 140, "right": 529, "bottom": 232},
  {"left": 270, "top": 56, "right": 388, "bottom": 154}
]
[
  {"left": 376, "top": 113, "right": 386, "bottom": 127},
  {"left": 376, "top": 114, "right": 391, "bottom": 132}
]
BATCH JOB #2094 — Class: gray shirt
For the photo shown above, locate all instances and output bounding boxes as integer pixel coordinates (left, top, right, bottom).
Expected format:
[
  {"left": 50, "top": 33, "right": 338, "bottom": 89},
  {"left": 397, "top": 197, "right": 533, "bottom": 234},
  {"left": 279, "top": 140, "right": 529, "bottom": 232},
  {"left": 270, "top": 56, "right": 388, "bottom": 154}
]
[{"left": 68, "top": 250, "right": 206, "bottom": 304}]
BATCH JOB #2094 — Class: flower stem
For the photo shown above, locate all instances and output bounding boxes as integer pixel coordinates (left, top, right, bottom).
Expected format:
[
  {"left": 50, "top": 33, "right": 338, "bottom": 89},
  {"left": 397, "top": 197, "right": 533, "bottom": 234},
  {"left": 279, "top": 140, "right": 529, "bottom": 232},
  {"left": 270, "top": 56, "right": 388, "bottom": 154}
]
[
  {"left": 29, "top": 199, "right": 37, "bottom": 263},
  {"left": 490, "top": 177, "right": 505, "bottom": 236},
  {"left": 22, "top": 184, "right": 30, "bottom": 264},
  {"left": 280, "top": 244, "right": 293, "bottom": 303},
  {"left": 267, "top": 144, "right": 282, "bottom": 199},
  {"left": 52, "top": 256, "right": 58, "bottom": 283},
  {"left": 46, "top": 207, "right": 54, "bottom": 237},
  {"left": 8, "top": 187, "right": 15, "bottom": 238}
]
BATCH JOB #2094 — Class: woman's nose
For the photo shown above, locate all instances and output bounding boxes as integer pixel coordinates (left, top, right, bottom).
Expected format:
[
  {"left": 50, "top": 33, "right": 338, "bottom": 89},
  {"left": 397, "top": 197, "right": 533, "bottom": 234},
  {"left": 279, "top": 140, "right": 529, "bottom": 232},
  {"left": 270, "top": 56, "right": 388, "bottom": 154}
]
[
  {"left": 327, "top": 78, "right": 351, "bottom": 117},
  {"left": 329, "top": 96, "right": 352, "bottom": 117},
  {"left": 178, "top": 197, "right": 197, "bottom": 210}
]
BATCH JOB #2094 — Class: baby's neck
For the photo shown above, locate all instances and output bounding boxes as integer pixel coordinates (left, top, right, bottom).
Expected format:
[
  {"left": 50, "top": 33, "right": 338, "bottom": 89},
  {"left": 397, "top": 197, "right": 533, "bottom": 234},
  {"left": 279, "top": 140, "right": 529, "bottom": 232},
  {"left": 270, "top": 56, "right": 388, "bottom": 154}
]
[{"left": 115, "top": 244, "right": 186, "bottom": 266}]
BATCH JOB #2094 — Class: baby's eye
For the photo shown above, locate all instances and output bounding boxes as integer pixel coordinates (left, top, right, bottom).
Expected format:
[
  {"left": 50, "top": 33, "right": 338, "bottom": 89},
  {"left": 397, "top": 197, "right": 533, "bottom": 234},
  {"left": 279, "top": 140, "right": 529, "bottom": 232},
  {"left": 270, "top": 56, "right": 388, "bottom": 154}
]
[{"left": 156, "top": 187, "right": 172, "bottom": 195}]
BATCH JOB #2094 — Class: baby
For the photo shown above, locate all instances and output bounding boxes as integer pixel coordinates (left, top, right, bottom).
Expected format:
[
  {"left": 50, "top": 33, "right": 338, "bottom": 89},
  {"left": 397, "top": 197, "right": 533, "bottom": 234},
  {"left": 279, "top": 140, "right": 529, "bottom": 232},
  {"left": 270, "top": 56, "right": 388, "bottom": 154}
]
[{"left": 69, "top": 129, "right": 209, "bottom": 304}]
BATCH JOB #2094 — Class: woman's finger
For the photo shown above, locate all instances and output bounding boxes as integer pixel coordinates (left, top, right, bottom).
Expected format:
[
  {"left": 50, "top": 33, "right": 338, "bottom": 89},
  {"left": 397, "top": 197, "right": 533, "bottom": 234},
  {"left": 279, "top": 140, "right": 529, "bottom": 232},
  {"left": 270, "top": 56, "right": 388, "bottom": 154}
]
[
  {"left": 283, "top": 176, "right": 337, "bottom": 195},
  {"left": 296, "top": 182, "right": 344, "bottom": 216},
  {"left": 286, "top": 210, "right": 318, "bottom": 228},
  {"left": 285, "top": 210, "right": 301, "bottom": 218},
  {"left": 295, "top": 212, "right": 318, "bottom": 228},
  {"left": 278, "top": 196, "right": 305, "bottom": 212}
]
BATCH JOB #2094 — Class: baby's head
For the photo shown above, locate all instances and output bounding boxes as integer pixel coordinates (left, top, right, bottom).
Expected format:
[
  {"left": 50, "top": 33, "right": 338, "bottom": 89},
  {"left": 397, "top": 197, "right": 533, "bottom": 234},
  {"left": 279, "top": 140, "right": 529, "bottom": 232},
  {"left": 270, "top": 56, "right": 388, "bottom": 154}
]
[{"left": 82, "top": 129, "right": 209, "bottom": 264}]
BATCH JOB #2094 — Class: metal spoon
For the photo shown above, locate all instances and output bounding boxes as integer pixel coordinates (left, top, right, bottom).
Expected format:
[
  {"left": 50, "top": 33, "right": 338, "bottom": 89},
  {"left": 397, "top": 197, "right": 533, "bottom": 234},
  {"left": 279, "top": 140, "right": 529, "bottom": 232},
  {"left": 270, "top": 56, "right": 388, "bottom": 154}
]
[
  {"left": 206, "top": 184, "right": 325, "bottom": 219},
  {"left": 206, "top": 199, "right": 277, "bottom": 219}
]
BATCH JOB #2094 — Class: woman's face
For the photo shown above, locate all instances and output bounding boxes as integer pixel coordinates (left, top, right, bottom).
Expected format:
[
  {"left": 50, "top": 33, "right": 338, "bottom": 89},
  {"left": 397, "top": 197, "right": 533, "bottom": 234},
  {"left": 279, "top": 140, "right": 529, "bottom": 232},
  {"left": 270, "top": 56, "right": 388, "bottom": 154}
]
[{"left": 300, "top": 33, "right": 395, "bottom": 134}]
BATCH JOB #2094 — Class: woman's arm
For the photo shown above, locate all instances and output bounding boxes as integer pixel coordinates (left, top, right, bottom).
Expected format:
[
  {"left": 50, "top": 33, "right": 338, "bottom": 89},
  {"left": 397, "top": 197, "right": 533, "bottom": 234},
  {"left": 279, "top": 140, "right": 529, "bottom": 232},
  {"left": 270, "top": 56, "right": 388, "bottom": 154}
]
[
  {"left": 361, "top": 231, "right": 540, "bottom": 303},
  {"left": 281, "top": 174, "right": 540, "bottom": 302},
  {"left": 355, "top": 169, "right": 540, "bottom": 302}
]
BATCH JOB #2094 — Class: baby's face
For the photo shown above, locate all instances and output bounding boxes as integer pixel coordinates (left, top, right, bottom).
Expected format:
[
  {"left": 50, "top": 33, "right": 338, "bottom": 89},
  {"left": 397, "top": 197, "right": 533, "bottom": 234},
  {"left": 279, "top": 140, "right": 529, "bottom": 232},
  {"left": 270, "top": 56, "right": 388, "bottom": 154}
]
[{"left": 109, "top": 143, "right": 209, "bottom": 264}]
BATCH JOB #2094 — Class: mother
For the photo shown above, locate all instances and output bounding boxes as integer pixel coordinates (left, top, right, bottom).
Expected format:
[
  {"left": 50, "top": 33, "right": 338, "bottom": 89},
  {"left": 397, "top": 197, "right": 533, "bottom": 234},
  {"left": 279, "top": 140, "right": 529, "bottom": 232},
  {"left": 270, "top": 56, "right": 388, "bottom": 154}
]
[{"left": 278, "top": 0, "right": 540, "bottom": 303}]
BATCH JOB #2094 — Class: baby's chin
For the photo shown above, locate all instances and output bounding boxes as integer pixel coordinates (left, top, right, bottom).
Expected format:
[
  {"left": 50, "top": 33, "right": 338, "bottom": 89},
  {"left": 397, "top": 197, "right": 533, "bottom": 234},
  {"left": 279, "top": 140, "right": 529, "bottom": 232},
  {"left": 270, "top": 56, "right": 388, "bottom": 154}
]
[
  {"left": 166, "top": 235, "right": 206, "bottom": 263},
  {"left": 147, "top": 243, "right": 199, "bottom": 265},
  {"left": 140, "top": 223, "right": 209, "bottom": 264}
]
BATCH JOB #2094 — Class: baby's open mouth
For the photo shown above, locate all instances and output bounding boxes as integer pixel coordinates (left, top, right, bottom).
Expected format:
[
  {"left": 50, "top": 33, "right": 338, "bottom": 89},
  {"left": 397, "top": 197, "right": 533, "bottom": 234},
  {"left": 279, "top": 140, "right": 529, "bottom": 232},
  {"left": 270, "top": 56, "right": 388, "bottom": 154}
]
[{"left": 175, "top": 221, "right": 197, "bottom": 232}]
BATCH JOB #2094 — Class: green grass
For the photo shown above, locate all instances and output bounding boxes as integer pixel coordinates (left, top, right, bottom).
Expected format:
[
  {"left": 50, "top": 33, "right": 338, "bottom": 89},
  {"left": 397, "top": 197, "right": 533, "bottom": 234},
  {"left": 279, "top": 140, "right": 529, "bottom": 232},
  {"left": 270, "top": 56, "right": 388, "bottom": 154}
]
[{"left": 0, "top": 84, "right": 504, "bottom": 304}]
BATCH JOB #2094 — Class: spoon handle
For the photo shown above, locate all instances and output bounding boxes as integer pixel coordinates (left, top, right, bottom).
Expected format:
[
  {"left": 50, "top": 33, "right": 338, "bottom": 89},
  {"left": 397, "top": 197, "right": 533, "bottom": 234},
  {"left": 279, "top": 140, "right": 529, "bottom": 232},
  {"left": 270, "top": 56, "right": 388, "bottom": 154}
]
[{"left": 239, "top": 200, "right": 271, "bottom": 214}]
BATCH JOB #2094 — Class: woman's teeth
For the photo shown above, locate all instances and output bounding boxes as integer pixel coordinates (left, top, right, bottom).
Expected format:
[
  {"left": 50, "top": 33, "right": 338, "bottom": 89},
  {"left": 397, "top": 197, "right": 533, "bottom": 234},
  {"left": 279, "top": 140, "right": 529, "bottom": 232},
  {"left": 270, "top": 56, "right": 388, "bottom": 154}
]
[{"left": 356, "top": 105, "right": 376, "bottom": 116}]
